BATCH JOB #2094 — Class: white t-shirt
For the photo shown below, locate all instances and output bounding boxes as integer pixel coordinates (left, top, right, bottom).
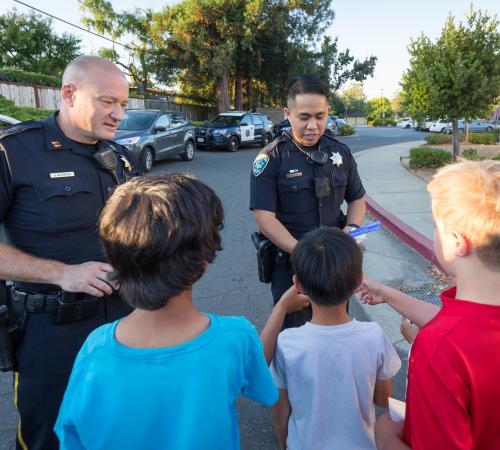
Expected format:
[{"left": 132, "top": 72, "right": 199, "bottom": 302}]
[{"left": 271, "top": 319, "right": 401, "bottom": 450}]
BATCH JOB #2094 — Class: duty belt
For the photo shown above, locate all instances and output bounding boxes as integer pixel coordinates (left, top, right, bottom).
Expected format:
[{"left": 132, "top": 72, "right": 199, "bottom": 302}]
[
  {"left": 11, "top": 290, "right": 59, "bottom": 313},
  {"left": 10, "top": 289, "right": 101, "bottom": 324}
]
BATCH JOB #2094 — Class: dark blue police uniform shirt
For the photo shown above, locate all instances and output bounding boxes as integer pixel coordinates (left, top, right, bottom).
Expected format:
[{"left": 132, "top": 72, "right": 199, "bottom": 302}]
[
  {"left": 249, "top": 133, "right": 365, "bottom": 239},
  {"left": 0, "top": 112, "right": 139, "bottom": 291}
]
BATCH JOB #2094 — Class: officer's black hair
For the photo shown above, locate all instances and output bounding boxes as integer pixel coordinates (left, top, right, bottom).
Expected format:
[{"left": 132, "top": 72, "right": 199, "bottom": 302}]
[
  {"left": 99, "top": 173, "right": 224, "bottom": 310},
  {"left": 286, "top": 75, "right": 330, "bottom": 106},
  {"left": 291, "top": 227, "right": 362, "bottom": 306}
]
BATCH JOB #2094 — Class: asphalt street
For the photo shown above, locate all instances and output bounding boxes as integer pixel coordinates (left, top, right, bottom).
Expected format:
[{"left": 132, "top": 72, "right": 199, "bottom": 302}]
[{"left": 0, "top": 126, "right": 427, "bottom": 449}]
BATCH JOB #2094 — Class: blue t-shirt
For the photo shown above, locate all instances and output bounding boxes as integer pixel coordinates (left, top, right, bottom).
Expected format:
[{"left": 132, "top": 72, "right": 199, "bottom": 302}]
[{"left": 55, "top": 314, "right": 278, "bottom": 450}]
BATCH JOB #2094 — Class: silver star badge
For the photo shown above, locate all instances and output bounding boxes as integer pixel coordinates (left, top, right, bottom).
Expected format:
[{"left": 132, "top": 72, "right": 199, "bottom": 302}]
[{"left": 330, "top": 152, "right": 343, "bottom": 167}]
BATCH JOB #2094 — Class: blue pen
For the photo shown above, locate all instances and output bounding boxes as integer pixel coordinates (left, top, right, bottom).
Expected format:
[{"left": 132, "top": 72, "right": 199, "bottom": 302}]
[{"left": 348, "top": 221, "right": 381, "bottom": 238}]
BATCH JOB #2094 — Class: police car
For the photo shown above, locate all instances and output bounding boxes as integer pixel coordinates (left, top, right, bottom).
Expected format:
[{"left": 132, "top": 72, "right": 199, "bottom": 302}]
[{"left": 194, "top": 111, "right": 274, "bottom": 152}]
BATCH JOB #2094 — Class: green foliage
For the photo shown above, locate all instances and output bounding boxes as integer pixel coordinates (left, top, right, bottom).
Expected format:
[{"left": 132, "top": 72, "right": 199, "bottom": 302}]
[
  {"left": 409, "top": 147, "right": 452, "bottom": 169},
  {"left": 401, "top": 7, "right": 500, "bottom": 158},
  {"left": 338, "top": 124, "right": 355, "bottom": 136},
  {"left": 365, "top": 97, "right": 394, "bottom": 123},
  {"left": 0, "top": 67, "right": 60, "bottom": 87},
  {"left": 461, "top": 148, "right": 479, "bottom": 160},
  {"left": 0, "top": 9, "right": 81, "bottom": 77},
  {"left": 425, "top": 134, "right": 452, "bottom": 144},
  {"left": 492, "top": 154, "right": 500, "bottom": 160},
  {"left": 0, "top": 95, "right": 53, "bottom": 121},
  {"left": 339, "top": 82, "right": 366, "bottom": 115},
  {"left": 190, "top": 120, "right": 205, "bottom": 126},
  {"left": 467, "top": 132, "right": 497, "bottom": 144}
]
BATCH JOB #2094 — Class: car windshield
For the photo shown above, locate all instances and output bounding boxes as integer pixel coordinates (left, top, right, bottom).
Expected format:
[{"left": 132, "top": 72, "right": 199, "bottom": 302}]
[
  {"left": 118, "top": 112, "right": 157, "bottom": 131},
  {"left": 210, "top": 115, "right": 243, "bottom": 126}
]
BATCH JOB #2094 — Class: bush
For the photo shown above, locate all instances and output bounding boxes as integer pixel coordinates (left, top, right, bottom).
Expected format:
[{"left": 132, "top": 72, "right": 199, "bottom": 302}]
[
  {"left": 425, "top": 134, "right": 451, "bottom": 144},
  {"left": 467, "top": 132, "right": 496, "bottom": 145},
  {"left": 461, "top": 148, "right": 479, "bottom": 160},
  {"left": 0, "top": 67, "right": 60, "bottom": 88},
  {"left": 370, "top": 118, "right": 395, "bottom": 126},
  {"left": 190, "top": 120, "right": 205, "bottom": 126},
  {"left": 492, "top": 154, "right": 500, "bottom": 161},
  {"left": 0, "top": 95, "right": 53, "bottom": 122},
  {"left": 409, "top": 147, "right": 452, "bottom": 169},
  {"left": 338, "top": 124, "right": 355, "bottom": 136}
]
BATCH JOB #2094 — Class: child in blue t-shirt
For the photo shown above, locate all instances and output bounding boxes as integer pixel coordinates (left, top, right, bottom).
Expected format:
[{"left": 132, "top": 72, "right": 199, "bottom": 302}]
[{"left": 54, "top": 174, "right": 278, "bottom": 450}]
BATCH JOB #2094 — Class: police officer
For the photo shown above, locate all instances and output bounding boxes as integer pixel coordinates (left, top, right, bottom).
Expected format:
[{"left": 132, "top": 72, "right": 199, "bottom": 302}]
[
  {"left": 250, "top": 75, "right": 366, "bottom": 328},
  {"left": 0, "top": 56, "right": 139, "bottom": 450}
]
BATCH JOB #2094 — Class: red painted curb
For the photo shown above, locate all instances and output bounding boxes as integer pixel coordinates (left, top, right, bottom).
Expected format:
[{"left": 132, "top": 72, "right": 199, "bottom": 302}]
[{"left": 354, "top": 148, "right": 447, "bottom": 273}]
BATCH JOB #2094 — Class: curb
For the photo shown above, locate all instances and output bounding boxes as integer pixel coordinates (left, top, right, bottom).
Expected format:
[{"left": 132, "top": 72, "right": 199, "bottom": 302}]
[{"left": 355, "top": 145, "right": 447, "bottom": 274}]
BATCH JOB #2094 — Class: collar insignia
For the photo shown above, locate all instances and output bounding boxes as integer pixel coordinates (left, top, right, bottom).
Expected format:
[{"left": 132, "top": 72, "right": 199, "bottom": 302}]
[
  {"left": 330, "top": 152, "right": 343, "bottom": 167},
  {"left": 51, "top": 140, "right": 62, "bottom": 149}
]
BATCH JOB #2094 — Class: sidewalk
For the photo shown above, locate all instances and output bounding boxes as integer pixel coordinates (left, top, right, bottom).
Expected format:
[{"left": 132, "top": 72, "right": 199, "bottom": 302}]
[{"left": 352, "top": 140, "right": 441, "bottom": 356}]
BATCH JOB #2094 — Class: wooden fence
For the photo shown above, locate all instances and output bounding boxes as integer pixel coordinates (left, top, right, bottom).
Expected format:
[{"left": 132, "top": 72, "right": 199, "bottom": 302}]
[{"left": 0, "top": 81, "right": 216, "bottom": 121}]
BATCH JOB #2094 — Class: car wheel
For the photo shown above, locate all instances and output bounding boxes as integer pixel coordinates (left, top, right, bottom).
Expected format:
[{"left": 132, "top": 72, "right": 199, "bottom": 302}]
[
  {"left": 458, "top": 128, "right": 464, "bottom": 134},
  {"left": 140, "top": 147, "right": 154, "bottom": 172},
  {"left": 486, "top": 126, "right": 493, "bottom": 132},
  {"left": 262, "top": 133, "right": 272, "bottom": 147},
  {"left": 405, "top": 124, "right": 410, "bottom": 129},
  {"left": 440, "top": 128, "right": 446, "bottom": 134},
  {"left": 226, "top": 136, "right": 239, "bottom": 152},
  {"left": 180, "top": 140, "right": 195, "bottom": 161}
]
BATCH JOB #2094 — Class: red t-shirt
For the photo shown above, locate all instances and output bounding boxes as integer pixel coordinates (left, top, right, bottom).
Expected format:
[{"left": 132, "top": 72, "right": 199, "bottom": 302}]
[{"left": 403, "top": 287, "right": 500, "bottom": 449}]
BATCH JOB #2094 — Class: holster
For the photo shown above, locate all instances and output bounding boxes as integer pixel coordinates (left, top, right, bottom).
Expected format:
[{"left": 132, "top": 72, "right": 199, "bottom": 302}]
[
  {"left": 0, "top": 281, "right": 25, "bottom": 372},
  {"left": 251, "top": 232, "right": 276, "bottom": 284}
]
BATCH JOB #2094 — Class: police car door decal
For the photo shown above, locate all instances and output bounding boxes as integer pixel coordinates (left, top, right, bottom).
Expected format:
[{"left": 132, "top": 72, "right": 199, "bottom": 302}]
[{"left": 240, "top": 124, "right": 255, "bottom": 142}]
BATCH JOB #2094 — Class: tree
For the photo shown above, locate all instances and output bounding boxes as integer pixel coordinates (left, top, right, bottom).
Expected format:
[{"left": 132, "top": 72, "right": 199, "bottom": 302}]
[
  {"left": 391, "top": 90, "right": 405, "bottom": 117},
  {"left": 340, "top": 82, "right": 366, "bottom": 117},
  {"left": 80, "top": 0, "right": 161, "bottom": 94},
  {"left": 0, "top": 9, "right": 81, "bottom": 77},
  {"left": 365, "top": 97, "right": 394, "bottom": 125},
  {"left": 401, "top": 7, "right": 500, "bottom": 160}
]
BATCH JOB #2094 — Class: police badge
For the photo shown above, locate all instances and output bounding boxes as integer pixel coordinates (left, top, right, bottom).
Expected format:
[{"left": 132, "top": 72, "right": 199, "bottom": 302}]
[{"left": 330, "top": 152, "right": 343, "bottom": 167}]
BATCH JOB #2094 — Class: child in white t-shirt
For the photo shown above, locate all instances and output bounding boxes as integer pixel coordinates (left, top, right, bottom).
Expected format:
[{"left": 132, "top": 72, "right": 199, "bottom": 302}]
[{"left": 260, "top": 227, "right": 401, "bottom": 450}]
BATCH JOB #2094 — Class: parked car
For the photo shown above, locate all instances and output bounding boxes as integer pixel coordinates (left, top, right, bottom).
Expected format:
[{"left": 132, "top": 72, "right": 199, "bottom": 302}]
[
  {"left": 445, "top": 119, "right": 494, "bottom": 134},
  {"left": 334, "top": 118, "right": 348, "bottom": 128},
  {"left": 195, "top": 111, "right": 274, "bottom": 152},
  {"left": 396, "top": 118, "right": 416, "bottom": 129},
  {"left": 429, "top": 119, "right": 448, "bottom": 133},
  {"left": 0, "top": 113, "right": 20, "bottom": 128},
  {"left": 274, "top": 116, "right": 337, "bottom": 138},
  {"left": 487, "top": 119, "right": 500, "bottom": 130},
  {"left": 115, "top": 109, "right": 195, "bottom": 172}
]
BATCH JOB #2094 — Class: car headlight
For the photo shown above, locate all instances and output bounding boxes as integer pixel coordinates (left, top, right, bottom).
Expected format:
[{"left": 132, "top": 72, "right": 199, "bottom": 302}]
[
  {"left": 213, "top": 129, "right": 228, "bottom": 136},
  {"left": 116, "top": 136, "right": 140, "bottom": 146}
]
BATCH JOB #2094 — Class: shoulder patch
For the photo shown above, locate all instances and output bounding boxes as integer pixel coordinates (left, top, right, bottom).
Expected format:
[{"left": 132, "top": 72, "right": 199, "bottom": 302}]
[
  {"left": 0, "top": 121, "right": 42, "bottom": 140},
  {"left": 253, "top": 153, "right": 270, "bottom": 177}
]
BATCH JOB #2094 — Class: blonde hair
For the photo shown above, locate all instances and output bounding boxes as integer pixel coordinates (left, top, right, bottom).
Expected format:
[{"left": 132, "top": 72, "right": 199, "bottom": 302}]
[{"left": 428, "top": 160, "right": 500, "bottom": 270}]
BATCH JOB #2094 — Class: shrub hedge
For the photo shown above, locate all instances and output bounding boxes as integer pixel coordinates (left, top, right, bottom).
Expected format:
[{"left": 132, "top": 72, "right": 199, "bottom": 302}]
[
  {"left": 492, "top": 154, "right": 500, "bottom": 161},
  {"left": 425, "top": 134, "right": 451, "bottom": 145},
  {"left": 338, "top": 124, "right": 355, "bottom": 136},
  {"left": 0, "top": 95, "right": 53, "bottom": 122},
  {"left": 409, "top": 147, "right": 452, "bottom": 169},
  {"left": 467, "top": 132, "right": 497, "bottom": 145},
  {"left": 461, "top": 148, "right": 479, "bottom": 160},
  {"left": 0, "top": 67, "right": 60, "bottom": 88}
]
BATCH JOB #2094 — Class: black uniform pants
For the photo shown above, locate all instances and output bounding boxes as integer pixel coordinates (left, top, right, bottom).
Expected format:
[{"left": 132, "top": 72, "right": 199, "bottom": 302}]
[
  {"left": 271, "top": 254, "right": 312, "bottom": 329},
  {"left": 13, "top": 295, "right": 131, "bottom": 450}
]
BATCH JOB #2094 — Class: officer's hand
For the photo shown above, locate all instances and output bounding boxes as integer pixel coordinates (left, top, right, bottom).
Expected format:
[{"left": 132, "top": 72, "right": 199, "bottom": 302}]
[
  {"left": 356, "top": 275, "right": 385, "bottom": 305},
  {"left": 57, "top": 262, "right": 118, "bottom": 297},
  {"left": 279, "top": 285, "right": 310, "bottom": 314}
]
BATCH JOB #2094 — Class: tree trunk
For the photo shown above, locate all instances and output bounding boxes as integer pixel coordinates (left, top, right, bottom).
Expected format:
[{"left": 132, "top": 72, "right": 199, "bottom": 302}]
[
  {"left": 216, "top": 72, "right": 231, "bottom": 113},
  {"left": 234, "top": 61, "right": 243, "bottom": 111},
  {"left": 464, "top": 121, "right": 469, "bottom": 144},
  {"left": 451, "top": 118, "right": 460, "bottom": 162}
]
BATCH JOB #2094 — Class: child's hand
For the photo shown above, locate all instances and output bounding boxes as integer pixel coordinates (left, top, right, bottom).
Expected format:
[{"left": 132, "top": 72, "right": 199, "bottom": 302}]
[
  {"left": 374, "top": 413, "right": 405, "bottom": 449},
  {"left": 279, "top": 285, "right": 310, "bottom": 314},
  {"left": 356, "top": 275, "right": 385, "bottom": 305},
  {"left": 400, "top": 318, "right": 419, "bottom": 344}
]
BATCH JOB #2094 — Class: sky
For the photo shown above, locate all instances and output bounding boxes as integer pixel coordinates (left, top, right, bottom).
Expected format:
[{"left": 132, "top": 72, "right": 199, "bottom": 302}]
[{"left": 2, "top": 0, "right": 499, "bottom": 99}]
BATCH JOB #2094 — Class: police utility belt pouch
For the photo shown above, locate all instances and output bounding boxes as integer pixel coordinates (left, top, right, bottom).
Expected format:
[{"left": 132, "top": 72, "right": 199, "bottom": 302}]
[
  {"left": 10, "top": 289, "right": 100, "bottom": 324},
  {"left": 0, "top": 281, "right": 22, "bottom": 372},
  {"left": 251, "top": 232, "right": 276, "bottom": 284}
]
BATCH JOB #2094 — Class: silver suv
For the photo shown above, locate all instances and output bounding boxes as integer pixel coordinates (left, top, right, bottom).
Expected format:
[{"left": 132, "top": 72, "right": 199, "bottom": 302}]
[{"left": 115, "top": 110, "right": 195, "bottom": 172}]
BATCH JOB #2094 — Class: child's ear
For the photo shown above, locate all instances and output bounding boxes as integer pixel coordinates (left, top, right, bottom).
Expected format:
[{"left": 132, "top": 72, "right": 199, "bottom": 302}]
[
  {"left": 292, "top": 274, "right": 304, "bottom": 294},
  {"left": 452, "top": 232, "right": 470, "bottom": 257}
]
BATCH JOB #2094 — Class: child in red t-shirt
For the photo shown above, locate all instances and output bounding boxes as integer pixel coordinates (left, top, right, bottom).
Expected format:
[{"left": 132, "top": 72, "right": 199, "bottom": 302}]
[{"left": 357, "top": 160, "right": 500, "bottom": 450}]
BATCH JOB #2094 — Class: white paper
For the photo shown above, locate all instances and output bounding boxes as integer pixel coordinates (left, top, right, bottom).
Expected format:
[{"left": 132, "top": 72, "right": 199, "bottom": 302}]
[{"left": 388, "top": 397, "right": 406, "bottom": 422}]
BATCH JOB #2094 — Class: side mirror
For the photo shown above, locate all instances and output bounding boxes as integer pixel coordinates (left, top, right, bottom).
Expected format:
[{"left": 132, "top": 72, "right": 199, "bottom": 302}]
[{"left": 154, "top": 126, "right": 166, "bottom": 133}]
